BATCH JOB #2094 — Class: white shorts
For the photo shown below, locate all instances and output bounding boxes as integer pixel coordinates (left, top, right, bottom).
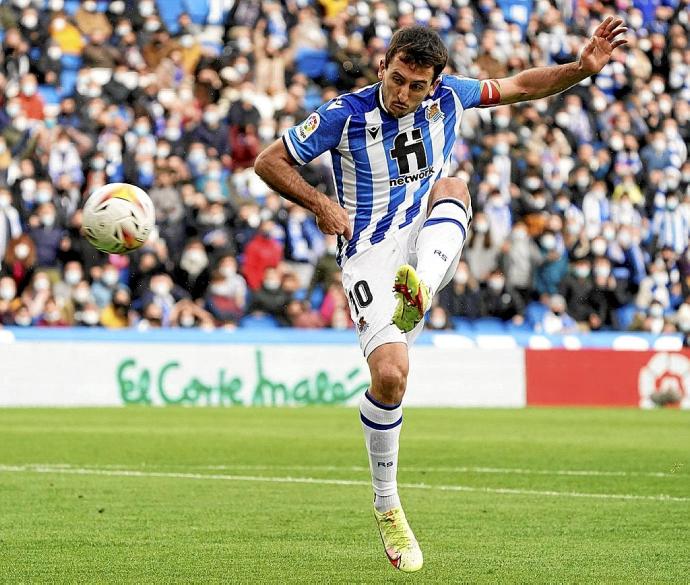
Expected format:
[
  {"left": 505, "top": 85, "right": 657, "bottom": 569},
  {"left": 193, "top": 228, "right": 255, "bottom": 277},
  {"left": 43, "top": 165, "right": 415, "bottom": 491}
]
[{"left": 341, "top": 214, "right": 460, "bottom": 358}]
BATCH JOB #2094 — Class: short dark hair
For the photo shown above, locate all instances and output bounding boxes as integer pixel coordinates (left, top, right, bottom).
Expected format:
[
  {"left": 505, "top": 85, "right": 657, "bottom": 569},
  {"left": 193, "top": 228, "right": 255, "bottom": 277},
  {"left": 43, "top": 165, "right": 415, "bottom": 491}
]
[{"left": 385, "top": 26, "right": 448, "bottom": 82}]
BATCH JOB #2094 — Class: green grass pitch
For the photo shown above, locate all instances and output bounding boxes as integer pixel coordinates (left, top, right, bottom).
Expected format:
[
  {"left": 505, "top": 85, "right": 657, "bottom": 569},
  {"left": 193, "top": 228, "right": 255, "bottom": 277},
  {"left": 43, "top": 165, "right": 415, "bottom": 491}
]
[{"left": 0, "top": 407, "right": 688, "bottom": 583}]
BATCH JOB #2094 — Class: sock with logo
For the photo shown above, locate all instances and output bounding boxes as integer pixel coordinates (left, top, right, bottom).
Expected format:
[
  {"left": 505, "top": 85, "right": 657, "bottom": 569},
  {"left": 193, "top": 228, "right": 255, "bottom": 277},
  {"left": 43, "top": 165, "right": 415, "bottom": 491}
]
[
  {"left": 359, "top": 390, "right": 402, "bottom": 513},
  {"left": 415, "top": 198, "right": 471, "bottom": 296}
]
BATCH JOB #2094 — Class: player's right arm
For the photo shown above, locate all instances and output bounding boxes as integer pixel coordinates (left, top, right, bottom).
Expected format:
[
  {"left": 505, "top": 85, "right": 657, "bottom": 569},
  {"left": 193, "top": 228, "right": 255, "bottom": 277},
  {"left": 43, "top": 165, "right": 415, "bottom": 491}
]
[{"left": 254, "top": 103, "right": 352, "bottom": 240}]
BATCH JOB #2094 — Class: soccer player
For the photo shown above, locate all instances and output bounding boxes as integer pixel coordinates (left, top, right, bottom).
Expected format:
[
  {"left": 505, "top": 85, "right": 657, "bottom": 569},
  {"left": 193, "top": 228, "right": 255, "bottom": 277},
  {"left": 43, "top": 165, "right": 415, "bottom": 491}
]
[{"left": 255, "top": 18, "right": 627, "bottom": 572}]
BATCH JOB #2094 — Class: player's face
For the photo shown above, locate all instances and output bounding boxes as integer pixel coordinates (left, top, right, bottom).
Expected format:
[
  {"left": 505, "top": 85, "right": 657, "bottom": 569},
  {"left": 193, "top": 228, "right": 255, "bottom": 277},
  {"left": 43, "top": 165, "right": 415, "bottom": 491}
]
[{"left": 378, "top": 55, "right": 439, "bottom": 118}]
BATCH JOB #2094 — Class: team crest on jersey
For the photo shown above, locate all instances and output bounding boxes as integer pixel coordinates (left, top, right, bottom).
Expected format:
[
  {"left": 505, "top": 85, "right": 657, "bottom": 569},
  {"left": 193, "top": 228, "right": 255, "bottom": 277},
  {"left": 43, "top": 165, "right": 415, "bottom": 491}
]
[
  {"left": 425, "top": 100, "right": 444, "bottom": 123},
  {"left": 297, "top": 113, "right": 320, "bottom": 142}
]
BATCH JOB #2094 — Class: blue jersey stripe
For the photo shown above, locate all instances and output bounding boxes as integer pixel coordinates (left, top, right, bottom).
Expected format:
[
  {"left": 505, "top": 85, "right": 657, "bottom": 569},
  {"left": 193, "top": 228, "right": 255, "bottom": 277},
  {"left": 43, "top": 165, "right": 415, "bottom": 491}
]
[
  {"left": 399, "top": 105, "right": 440, "bottom": 228},
  {"left": 369, "top": 115, "right": 401, "bottom": 245},
  {"left": 345, "top": 118, "right": 374, "bottom": 258}
]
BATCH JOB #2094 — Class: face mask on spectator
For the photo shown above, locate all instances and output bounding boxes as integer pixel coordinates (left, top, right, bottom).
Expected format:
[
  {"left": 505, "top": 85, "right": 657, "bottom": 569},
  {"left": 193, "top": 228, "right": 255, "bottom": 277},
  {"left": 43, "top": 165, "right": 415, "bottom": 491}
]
[
  {"left": 486, "top": 173, "right": 500, "bottom": 187},
  {"left": 666, "top": 197, "right": 678, "bottom": 211},
  {"left": 14, "top": 314, "right": 32, "bottom": 327},
  {"left": 14, "top": 117, "right": 28, "bottom": 132},
  {"left": 0, "top": 195, "right": 11, "bottom": 208},
  {"left": 83, "top": 0, "right": 96, "bottom": 11},
  {"left": 81, "top": 310, "right": 100, "bottom": 325},
  {"left": 49, "top": 0, "right": 64, "bottom": 10},
  {"left": 47, "top": 46, "right": 62, "bottom": 60},
  {"left": 525, "top": 177, "right": 540, "bottom": 191},
  {"left": 102, "top": 270, "right": 119, "bottom": 287},
  {"left": 494, "top": 142, "right": 509, "bottom": 156},
  {"left": 135, "top": 123, "right": 150, "bottom": 137},
  {"left": 182, "top": 248, "right": 207, "bottom": 266},
  {"left": 179, "top": 314, "right": 196, "bottom": 328},
  {"left": 6, "top": 103, "right": 21, "bottom": 118},
  {"left": 650, "top": 80, "right": 665, "bottom": 95},
  {"left": 203, "top": 112, "right": 219, "bottom": 127},
  {"left": 41, "top": 214, "right": 56, "bottom": 227},
  {"left": 164, "top": 127, "right": 181, "bottom": 142},
  {"left": 649, "top": 304, "right": 664, "bottom": 318},
  {"left": 52, "top": 17, "right": 66, "bottom": 31},
  {"left": 144, "top": 19, "right": 160, "bottom": 32},
  {"left": 453, "top": 270, "right": 468, "bottom": 285},
  {"left": 591, "top": 239, "right": 607, "bottom": 256},
  {"left": 429, "top": 314, "right": 447, "bottom": 329},
  {"left": 151, "top": 282, "right": 171, "bottom": 296},
  {"left": 652, "top": 139, "right": 665, "bottom": 152},
  {"left": 0, "top": 285, "right": 16, "bottom": 300},
  {"left": 488, "top": 276, "right": 504, "bottom": 291},
  {"left": 188, "top": 149, "right": 206, "bottom": 165},
  {"left": 156, "top": 145, "right": 170, "bottom": 158},
  {"left": 180, "top": 35, "right": 194, "bottom": 48},
  {"left": 21, "top": 14, "right": 38, "bottom": 28},
  {"left": 594, "top": 265, "right": 610, "bottom": 279},
  {"left": 474, "top": 221, "right": 489, "bottom": 233},
  {"left": 64, "top": 270, "right": 82, "bottom": 286},
  {"left": 618, "top": 232, "right": 632, "bottom": 248},
  {"left": 34, "top": 277, "right": 50, "bottom": 291},
  {"left": 139, "top": 1, "right": 155, "bottom": 16},
  {"left": 602, "top": 226, "right": 616, "bottom": 241},
  {"left": 263, "top": 279, "right": 280, "bottom": 291},
  {"left": 610, "top": 136, "right": 624, "bottom": 151},
  {"left": 219, "top": 264, "right": 236, "bottom": 278},
  {"left": 15, "top": 243, "right": 30, "bottom": 259},
  {"left": 73, "top": 288, "right": 90, "bottom": 304},
  {"left": 110, "top": 1, "right": 125, "bottom": 13},
  {"left": 574, "top": 265, "right": 590, "bottom": 278},
  {"left": 116, "top": 24, "right": 131, "bottom": 36},
  {"left": 541, "top": 234, "right": 556, "bottom": 250},
  {"left": 555, "top": 112, "right": 570, "bottom": 127},
  {"left": 652, "top": 271, "right": 668, "bottom": 287},
  {"left": 210, "top": 283, "right": 230, "bottom": 296},
  {"left": 494, "top": 116, "right": 509, "bottom": 129}
]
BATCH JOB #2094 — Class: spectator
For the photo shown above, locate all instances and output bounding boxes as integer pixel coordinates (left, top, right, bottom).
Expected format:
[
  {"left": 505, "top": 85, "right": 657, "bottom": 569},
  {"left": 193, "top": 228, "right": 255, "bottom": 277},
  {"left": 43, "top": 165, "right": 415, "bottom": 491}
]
[
  {"left": 536, "top": 294, "right": 578, "bottom": 335},
  {"left": 438, "top": 261, "right": 482, "bottom": 321},
  {"left": 204, "top": 264, "right": 247, "bottom": 326},
  {"left": 534, "top": 231, "right": 568, "bottom": 296},
  {"left": 465, "top": 212, "right": 500, "bottom": 282},
  {"left": 247, "top": 267, "right": 291, "bottom": 323},
  {"left": 479, "top": 269, "right": 525, "bottom": 324},
  {"left": 242, "top": 220, "right": 284, "bottom": 291},
  {"left": 100, "top": 287, "right": 132, "bottom": 329}
]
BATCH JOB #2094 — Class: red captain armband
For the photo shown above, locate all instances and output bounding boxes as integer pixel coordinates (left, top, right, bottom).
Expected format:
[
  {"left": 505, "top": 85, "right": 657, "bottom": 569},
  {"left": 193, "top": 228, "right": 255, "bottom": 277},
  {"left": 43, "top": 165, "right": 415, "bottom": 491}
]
[{"left": 479, "top": 79, "right": 501, "bottom": 106}]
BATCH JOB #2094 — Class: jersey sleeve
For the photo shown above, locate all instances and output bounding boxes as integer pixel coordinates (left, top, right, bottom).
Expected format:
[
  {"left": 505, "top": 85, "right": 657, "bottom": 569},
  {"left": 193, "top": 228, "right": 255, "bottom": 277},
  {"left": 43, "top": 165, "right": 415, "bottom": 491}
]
[
  {"left": 282, "top": 99, "right": 349, "bottom": 166},
  {"left": 442, "top": 75, "right": 482, "bottom": 109}
]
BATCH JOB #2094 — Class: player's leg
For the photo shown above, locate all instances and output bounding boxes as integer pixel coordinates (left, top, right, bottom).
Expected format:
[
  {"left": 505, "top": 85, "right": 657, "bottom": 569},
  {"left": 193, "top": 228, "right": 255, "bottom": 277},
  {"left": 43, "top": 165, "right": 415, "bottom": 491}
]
[
  {"left": 342, "top": 244, "right": 423, "bottom": 572},
  {"left": 392, "top": 177, "right": 472, "bottom": 332},
  {"left": 360, "top": 341, "right": 422, "bottom": 572}
]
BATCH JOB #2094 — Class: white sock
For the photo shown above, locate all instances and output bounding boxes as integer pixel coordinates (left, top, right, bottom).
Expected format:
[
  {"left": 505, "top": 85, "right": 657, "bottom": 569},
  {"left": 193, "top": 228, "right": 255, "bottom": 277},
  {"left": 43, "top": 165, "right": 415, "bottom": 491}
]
[
  {"left": 359, "top": 390, "right": 402, "bottom": 513},
  {"left": 416, "top": 198, "right": 471, "bottom": 296}
]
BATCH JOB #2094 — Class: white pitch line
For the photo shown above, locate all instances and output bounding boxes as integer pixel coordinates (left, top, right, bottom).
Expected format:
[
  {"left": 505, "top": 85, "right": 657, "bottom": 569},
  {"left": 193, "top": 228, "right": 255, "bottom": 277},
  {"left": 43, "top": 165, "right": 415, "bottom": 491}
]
[
  {"left": 23, "top": 462, "right": 686, "bottom": 479},
  {"left": 0, "top": 465, "right": 687, "bottom": 503}
]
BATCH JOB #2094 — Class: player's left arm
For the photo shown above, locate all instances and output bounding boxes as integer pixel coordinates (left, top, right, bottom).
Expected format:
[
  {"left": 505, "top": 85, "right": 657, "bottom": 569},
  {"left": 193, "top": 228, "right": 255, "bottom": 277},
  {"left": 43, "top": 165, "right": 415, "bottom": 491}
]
[{"left": 480, "top": 16, "right": 628, "bottom": 106}]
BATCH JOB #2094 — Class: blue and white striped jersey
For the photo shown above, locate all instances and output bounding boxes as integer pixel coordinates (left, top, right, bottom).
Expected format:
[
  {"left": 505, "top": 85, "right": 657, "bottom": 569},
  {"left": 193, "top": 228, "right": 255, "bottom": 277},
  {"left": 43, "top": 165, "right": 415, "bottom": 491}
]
[{"left": 283, "top": 75, "right": 481, "bottom": 263}]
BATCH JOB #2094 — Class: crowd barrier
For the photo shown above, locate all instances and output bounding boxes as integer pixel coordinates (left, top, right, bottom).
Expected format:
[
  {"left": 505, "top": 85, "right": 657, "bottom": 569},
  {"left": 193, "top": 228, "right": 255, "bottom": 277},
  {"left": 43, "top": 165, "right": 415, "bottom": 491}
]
[{"left": 0, "top": 328, "right": 688, "bottom": 409}]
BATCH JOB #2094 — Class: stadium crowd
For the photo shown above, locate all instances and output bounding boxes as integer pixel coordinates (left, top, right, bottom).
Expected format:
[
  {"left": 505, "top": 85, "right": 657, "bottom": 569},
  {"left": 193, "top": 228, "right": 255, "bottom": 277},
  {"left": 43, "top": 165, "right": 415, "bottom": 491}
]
[{"left": 0, "top": 0, "right": 688, "bottom": 338}]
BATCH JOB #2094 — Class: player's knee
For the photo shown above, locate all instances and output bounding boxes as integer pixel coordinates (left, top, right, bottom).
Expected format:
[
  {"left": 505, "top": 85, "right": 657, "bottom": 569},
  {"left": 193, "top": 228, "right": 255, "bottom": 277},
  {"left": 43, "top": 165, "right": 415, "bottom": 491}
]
[
  {"left": 371, "top": 361, "right": 408, "bottom": 401},
  {"left": 429, "top": 177, "right": 470, "bottom": 209}
]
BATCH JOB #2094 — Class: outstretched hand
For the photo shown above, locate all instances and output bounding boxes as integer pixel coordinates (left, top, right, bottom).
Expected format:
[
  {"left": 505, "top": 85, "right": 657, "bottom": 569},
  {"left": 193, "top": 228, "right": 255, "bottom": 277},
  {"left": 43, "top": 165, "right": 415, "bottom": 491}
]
[{"left": 579, "top": 16, "right": 628, "bottom": 76}]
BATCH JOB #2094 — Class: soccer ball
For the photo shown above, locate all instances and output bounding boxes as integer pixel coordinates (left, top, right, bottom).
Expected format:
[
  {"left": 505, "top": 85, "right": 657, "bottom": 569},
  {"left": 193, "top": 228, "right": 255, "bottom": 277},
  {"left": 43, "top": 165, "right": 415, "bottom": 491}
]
[{"left": 82, "top": 183, "right": 155, "bottom": 254}]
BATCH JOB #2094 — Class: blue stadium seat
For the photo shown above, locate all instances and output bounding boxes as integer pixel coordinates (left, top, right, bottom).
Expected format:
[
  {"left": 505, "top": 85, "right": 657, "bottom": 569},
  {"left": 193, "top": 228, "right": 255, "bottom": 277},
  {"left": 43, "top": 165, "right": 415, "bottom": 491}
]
[
  {"left": 525, "top": 301, "right": 548, "bottom": 326},
  {"left": 183, "top": 0, "right": 210, "bottom": 24},
  {"left": 615, "top": 303, "right": 640, "bottom": 330},
  {"left": 64, "top": 0, "right": 80, "bottom": 15},
  {"left": 295, "top": 48, "right": 329, "bottom": 79},
  {"left": 158, "top": 0, "right": 186, "bottom": 33},
  {"left": 309, "top": 286, "right": 324, "bottom": 310},
  {"left": 240, "top": 314, "right": 280, "bottom": 329},
  {"left": 505, "top": 320, "right": 533, "bottom": 333},
  {"left": 60, "top": 55, "right": 83, "bottom": 71},
  {"left": 38, "top": 84, "right": 61, "bottom": 105},
  {"left": 59, "top": 69, "right": 78, "bottom": 97},
  {"left": 474, "top": 317, "right": 507, "bottom": 333},
  {"left": 451, "top": 317, "right": 476, "bottom": 331}
]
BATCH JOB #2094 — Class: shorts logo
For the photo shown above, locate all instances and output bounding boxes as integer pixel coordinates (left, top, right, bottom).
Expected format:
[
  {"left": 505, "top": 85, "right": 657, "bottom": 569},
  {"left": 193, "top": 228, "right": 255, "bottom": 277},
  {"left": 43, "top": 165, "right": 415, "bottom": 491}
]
[
  {"left": 297, "top": 113, "right": 320, "bottom": 142},
  {"left": 425, "top": 100, "right": 444, "bottom": 122},
  {"left": 357, "top": 317, "right": 369, "bottom": 334}
]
